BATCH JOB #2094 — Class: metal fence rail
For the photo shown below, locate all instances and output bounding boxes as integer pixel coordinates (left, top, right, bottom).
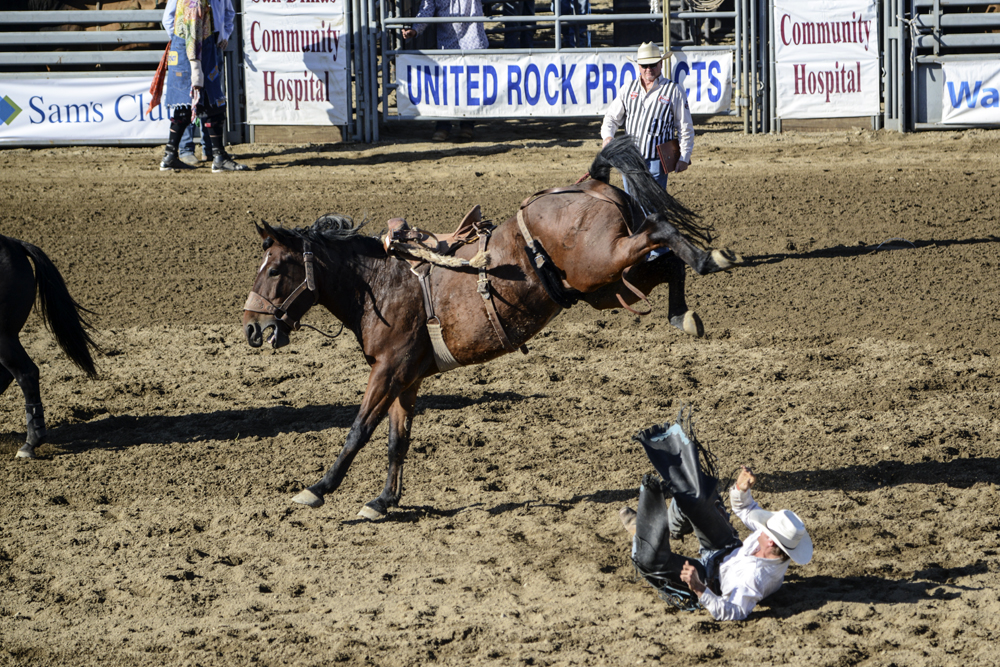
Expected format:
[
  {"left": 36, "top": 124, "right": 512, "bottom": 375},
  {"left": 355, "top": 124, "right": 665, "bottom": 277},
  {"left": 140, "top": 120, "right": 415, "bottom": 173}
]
[
  {"left": 906, "top": 0, "right": 1000, "bottom": 128},
  {"left": 0, "top": 8, "right": 245, "bottom": 144},
  {"left": 376, "top": 2, "right": 749, "bottom": 131}
]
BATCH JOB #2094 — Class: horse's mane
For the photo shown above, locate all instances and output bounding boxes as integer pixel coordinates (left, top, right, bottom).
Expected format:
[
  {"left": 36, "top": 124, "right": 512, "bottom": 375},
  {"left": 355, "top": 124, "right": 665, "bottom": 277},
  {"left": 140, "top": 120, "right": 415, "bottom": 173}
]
[
  {"left": 263, "top": 213, "right": 371, "bottom": 249},
  {"left": 589, "top": 135, "right": 713, "bottom": 246}
]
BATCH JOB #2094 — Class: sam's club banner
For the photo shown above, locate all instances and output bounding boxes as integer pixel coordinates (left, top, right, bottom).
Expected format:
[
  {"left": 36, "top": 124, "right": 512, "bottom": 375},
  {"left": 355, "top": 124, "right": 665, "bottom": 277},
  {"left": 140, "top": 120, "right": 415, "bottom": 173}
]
[
  {"left": 941, "top": 60, "right": 1000, "bottom": 124},
  {"left": 396, "top": 51, "right": 732, "bottom": 118},
  {"left": 0, "top": 78, "right": 168, "bottom": 144},
  {"left": 773, "top": 0, "right": 879, "bottom": 119},
  {"left": 243, "top": 0, "right": 349, "bottom": 125}
]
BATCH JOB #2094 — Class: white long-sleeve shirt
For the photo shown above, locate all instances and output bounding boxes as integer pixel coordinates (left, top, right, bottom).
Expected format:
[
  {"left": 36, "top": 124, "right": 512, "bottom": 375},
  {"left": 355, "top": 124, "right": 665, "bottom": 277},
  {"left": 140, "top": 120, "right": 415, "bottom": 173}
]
[
  {"left": 600, "top": 75, "right": 694, "bottom": 164},
  {"left": 696, "top": 487, "right": 791, "bottom": 621}
]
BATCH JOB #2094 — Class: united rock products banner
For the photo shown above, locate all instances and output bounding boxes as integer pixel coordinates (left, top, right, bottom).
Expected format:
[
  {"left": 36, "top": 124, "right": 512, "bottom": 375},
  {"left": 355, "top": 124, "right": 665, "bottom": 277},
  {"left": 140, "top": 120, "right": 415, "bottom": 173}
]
[
  {"left": 243, "top": 0, "right": 349, "bottom": 125},
  {"left": 941, "top": 60, "right": 1000, "bottom": 124},
  {"left": 0, "top": 78, "right": 169, "bottom": 144},
  {"left": 396, "top": 51, "right": 733, "bottom": 118},
  {"left": 772, "top": 0, "right": 880, "bottom": 119}
]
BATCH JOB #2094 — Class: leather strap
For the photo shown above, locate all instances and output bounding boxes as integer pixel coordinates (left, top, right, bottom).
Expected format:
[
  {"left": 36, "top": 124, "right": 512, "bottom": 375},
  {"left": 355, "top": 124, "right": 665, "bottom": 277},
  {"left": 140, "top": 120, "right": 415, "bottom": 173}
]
[
  {"left": 243, "top": 240, "right": 318, "bottom": 330},
  {"left": 415, "top": 265, "right": 462, "bottom": 372},
  {"left": 475, "top": 228, "right": 524, "bottom": 354}
]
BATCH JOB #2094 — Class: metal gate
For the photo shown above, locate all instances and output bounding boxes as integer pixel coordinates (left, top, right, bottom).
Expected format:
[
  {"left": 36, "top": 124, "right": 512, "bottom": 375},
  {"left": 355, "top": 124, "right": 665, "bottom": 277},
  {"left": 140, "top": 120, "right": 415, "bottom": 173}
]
[
  {"left": 368, "top": 0, "right": 758, "bottom": 136},
  {"left": 0, "top": 8, "right": 246, "bottom": 145},
  {"left": 884, "top": 0, "right": 1000, "bottom": 130}
]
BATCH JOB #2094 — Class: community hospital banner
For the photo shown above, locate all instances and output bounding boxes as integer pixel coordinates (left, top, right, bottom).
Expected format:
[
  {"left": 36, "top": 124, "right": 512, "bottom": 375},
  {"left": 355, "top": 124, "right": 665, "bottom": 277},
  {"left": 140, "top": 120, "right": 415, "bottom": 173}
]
[
  {"left": 243, "top": 0, "right": 349, "bottom": 125},
  {"left": 941, "top": 60, "right": 1000, "bottom": 124},
  {"left": 773, "top": 0, "right": 880, "bottom": 119},
  {"left": 396, "top": 51, "right": 733, "bottom": 118},
  {"left": 0, "top": 78, "right": 169, "bottom": 144}
]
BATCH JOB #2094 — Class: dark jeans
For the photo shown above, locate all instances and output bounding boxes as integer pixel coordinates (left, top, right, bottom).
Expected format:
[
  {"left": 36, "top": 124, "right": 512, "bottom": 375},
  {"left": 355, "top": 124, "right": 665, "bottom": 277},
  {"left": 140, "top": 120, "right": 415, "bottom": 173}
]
[{"left": 502, "top": 0, "right": 535, "bottom": 48}]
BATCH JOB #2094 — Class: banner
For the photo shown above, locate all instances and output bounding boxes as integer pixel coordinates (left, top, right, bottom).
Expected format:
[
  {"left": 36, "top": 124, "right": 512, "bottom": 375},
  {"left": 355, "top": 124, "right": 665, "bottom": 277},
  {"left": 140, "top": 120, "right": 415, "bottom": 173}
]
[
  {"left": 941, "top": 60, "right": 1000, "bottom": 124},
  {"left": 0, "top": 78, "right": 169, "bottom": 144},
  {"left": 396, "top": 51, "right": 732, "bottom": 118},
  {"left": 243, "top": 0, "right": 349, "bottom": 126},
  {"left": 772, "top": 0, "right": 880, "bottom": 119}
]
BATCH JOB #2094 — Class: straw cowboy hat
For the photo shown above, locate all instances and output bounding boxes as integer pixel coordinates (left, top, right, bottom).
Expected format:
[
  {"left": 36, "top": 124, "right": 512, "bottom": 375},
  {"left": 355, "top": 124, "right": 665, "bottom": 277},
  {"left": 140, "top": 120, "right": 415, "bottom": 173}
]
[
  {"left": 759, "top": 509, "right": 813, "bottom": 565},
  {"left": 633, "top": 42, "right": 669, "bottom": 65}
]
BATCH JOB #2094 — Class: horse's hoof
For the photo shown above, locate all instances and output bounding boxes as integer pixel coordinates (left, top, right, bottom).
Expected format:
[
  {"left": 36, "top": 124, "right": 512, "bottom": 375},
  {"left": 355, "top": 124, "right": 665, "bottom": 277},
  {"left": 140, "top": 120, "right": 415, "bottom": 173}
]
[
  {"left": 357, "top": 503, "right": 386, "bottom": 521},
  {"left": 709, "top": 248, "right": 743, "bottom": 273},
  {"left": 291, "top": 489, "right": 324, "bottom": 508},
  {"left": 670, "top": 311, "right": 704, "bottom": 338},
  {"left": 15, "top": 447, "right": 36, "bottom": 460}
]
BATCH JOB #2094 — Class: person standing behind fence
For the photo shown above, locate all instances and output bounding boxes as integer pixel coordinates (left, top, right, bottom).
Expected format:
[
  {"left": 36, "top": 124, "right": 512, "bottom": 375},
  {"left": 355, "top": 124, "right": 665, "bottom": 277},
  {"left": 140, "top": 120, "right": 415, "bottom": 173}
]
[
  {"left": 159, "top": 0, "right": 249, "bottom": 172},
  {"left": 400, "top": 0, "right": 489, "bottom": 142},
  {"left": 552, "top": 0, "right": 589, "bottom": 48},
  {"left": 502, "top": 0, "right": 535, "bottom": 48},
  {"left": 601, "top": 42, "right": 692, "bottom": 195}
]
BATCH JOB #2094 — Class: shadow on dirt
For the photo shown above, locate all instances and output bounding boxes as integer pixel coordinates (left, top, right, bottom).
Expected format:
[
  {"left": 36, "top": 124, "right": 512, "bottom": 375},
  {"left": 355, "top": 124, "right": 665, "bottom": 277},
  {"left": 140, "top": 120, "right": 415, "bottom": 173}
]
[
  {"left": 759, "top": 570, "right": 982, "bottom": 618},
  {"left": 26, "top": 391, "right": 538, "bottom": 454},
  {"left": 744, "top": 235, "right": 1000, "bottom": 266},
  {"left": 762, "top": 458, "right": 1000, "bottom": 493}
]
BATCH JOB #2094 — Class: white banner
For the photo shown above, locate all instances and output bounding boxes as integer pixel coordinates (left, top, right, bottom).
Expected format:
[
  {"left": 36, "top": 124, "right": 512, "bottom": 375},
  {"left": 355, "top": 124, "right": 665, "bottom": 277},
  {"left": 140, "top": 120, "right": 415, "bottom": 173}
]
[
  {"left": 396, "top": 51, "right": 732, "bottom": 118},
  {"left": 0, "top": 78, "right": 169, "bottom": 144},
  {"left": 941, "top": 60, "right": 1000, "bottom": 124},
  {"left": 772, "top": 0, "right": 880, "bottom": 119},
  {"left": 243, "top": 0, "right": 349, "bottom": 126}
]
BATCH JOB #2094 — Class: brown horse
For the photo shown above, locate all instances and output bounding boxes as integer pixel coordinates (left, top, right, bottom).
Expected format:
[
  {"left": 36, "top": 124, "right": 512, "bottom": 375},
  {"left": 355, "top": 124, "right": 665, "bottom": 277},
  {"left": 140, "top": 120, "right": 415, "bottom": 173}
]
[
  {"left": 0, "top": 235, "right": 98, "bottom": 459},
  {"left": 242, "top": 136, "right": 739, "bottom": 519}
]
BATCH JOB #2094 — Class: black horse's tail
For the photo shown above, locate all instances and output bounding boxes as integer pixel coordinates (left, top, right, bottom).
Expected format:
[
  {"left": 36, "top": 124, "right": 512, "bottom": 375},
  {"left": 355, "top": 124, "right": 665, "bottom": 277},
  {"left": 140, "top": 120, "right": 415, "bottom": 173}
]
[
  {"left": 20, "top": 240, "right": 99, "bottom": 378},
  {"left": 589, "top": 135, "right": 713, "bottom": 246}
]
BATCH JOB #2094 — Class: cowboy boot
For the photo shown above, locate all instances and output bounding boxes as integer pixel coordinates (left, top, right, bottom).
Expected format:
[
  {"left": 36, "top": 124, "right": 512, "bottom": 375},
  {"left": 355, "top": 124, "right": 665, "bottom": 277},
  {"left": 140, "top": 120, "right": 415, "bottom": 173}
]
[{"left": 632, "top": 474, "right": 683, "bottom": 588}]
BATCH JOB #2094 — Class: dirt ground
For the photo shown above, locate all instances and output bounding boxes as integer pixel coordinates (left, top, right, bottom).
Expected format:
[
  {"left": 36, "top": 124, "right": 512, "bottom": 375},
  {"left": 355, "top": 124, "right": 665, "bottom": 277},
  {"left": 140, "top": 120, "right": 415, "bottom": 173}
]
[{"left": 1, "top": 118, "right": 999, "bottom": 667}]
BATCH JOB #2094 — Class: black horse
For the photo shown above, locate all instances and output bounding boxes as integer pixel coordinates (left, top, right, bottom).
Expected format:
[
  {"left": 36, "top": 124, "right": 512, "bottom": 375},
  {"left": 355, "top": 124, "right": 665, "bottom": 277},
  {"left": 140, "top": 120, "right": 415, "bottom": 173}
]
[{"left": 0, "top": 235, "right": 98, "bottom": 459}]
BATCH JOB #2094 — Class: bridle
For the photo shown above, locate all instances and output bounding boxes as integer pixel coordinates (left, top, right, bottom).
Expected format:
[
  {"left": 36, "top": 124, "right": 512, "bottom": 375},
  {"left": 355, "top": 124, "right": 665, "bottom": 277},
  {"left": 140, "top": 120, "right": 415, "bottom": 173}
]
[{"left": 243, "top": 239, "right": 318, "bottom": 332}]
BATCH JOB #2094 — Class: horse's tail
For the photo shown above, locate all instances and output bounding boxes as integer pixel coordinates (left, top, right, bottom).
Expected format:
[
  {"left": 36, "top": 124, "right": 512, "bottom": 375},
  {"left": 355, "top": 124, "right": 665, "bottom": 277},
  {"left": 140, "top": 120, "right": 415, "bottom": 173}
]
[
  {"left": 589, "top": 135, "right": 713, "bottom": 246},
  {"left": 19, "top": 240, "right": 99, "bottom": 378}
]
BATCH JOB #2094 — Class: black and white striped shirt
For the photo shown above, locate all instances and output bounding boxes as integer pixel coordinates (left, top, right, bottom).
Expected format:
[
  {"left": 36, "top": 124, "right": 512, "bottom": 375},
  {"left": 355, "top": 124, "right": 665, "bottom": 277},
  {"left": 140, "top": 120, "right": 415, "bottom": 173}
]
[{"left": 601, "top": 76, "right": 694, "bottom": 163}]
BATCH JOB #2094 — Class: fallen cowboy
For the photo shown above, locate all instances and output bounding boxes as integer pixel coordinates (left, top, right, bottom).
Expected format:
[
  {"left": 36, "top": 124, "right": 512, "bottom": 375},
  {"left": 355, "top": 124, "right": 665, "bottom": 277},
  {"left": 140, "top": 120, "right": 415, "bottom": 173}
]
[{"left": 619, "top": 410, "right": 813, "bottom": 621}]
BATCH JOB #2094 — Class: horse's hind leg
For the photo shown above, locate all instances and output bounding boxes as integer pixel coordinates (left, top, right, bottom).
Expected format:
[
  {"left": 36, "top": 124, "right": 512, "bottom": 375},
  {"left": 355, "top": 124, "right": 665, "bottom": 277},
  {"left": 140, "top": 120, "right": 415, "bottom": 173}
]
[
  {"left": 359, "top": 381, "right": 422, "bottom": 520},
  {"left": 0, "top": 339, "right": 45, "bottom": 459},
  {"left": 638, "top": 212, "right": 741, "bottom": 276},
  {"left": 662, "top": 253, "right": 704, "bottom": 338}
]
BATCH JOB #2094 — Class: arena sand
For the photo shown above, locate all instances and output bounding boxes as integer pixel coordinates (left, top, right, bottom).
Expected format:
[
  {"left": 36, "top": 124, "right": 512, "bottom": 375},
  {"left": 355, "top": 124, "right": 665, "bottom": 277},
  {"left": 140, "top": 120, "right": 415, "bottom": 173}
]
[{"left": 1, "top": 120, "right": 999, "bottom": 666}]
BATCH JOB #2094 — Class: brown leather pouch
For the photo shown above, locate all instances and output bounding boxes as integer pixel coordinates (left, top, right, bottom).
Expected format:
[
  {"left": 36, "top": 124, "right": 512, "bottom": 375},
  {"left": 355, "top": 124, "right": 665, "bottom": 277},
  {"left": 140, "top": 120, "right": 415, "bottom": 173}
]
[{"left": 656, "top": 139, "right": 681, "bottom": 173}]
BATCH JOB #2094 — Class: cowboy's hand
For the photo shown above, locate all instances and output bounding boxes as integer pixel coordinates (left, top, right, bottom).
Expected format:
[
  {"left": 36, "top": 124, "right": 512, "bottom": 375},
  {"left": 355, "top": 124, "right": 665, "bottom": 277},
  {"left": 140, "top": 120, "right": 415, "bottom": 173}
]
[
  {"left": 602, "top": 136, "right": 613, "bottom": 148},
  {"left": 680, "top": 561, "right": 706, "bottom": 596},
  {"left": 736, "top": 465, "right": 756, "bottom": 492},
  {"left": 401, "top": 28, "right": 416, "bottom": 40},
  {"left": 675, "top": 160, "right": 689, "bottom": 173},
  {"left": 217, "top": 36, "right": 228, "bottom": 52}
]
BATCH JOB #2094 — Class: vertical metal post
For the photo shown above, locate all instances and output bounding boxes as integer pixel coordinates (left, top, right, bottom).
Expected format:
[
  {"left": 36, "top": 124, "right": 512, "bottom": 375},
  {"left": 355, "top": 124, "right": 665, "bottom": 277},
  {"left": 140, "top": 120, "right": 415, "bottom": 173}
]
[
  {"left": 767, "top": 0, "right": 776, "bottom": 132},
  {"left": 554, "top": 0, "right": 562, "bottom": 50},
  {"left": 367, "top": 0, "right": 379, "bottom": 141},
  {"left": 351, "top": 0, "right": 363, "bottom": 142}
]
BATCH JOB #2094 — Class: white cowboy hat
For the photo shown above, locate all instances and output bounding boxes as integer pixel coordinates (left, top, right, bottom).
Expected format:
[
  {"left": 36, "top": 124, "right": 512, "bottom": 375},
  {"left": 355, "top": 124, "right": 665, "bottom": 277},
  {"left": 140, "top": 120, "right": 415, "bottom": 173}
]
[
  {"left": 633, "top": 42, "right": 668, "bottom": 66},
  {"left": 760, "top": 509, "right": 813, "bottom": 565}
]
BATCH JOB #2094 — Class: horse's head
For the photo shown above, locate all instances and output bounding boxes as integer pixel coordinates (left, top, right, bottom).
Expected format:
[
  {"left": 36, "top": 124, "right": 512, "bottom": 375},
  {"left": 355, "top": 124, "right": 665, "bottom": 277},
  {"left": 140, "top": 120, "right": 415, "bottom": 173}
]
[{"left": 242, "top": 221, "right": 318, "bottom": 349}]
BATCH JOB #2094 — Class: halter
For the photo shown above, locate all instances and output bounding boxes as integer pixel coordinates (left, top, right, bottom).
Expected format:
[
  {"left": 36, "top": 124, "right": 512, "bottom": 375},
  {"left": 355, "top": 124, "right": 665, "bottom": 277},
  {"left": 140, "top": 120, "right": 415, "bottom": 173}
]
[{"left": 243, "top": 240, "right": 318, "bottom": 332}]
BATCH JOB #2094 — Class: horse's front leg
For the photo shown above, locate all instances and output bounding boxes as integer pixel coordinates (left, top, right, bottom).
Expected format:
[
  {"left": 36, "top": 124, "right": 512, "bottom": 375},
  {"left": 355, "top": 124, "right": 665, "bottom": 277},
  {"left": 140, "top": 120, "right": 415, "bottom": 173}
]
[
  {"left": 291, "top": 366, "right": 400, "bottom": 509},
  {"left": 637, "top": 212, "right": 742, "bottom": 276},
  {"left": 358, "top": 380, "right": 422, "bottom": 520}
]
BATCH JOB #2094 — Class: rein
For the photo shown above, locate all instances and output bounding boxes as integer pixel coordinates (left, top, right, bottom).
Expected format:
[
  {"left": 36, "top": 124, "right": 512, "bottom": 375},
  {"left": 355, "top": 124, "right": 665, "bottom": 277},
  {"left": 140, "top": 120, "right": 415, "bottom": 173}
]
[{"left": 244, "top": 240, "right": 341, "bottom": 336}]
